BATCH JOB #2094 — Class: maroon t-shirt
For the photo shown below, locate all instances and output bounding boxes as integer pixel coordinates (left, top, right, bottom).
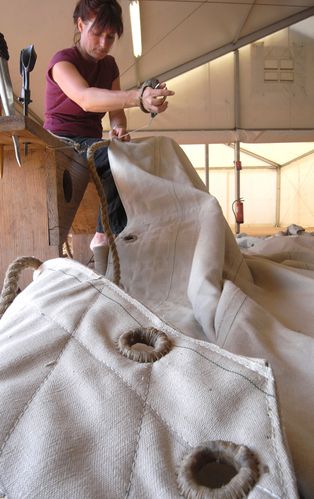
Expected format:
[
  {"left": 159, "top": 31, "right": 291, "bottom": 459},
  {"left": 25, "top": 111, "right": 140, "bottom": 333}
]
[{"left": 44, "top": 46, "right": 119, "bottom": 138}]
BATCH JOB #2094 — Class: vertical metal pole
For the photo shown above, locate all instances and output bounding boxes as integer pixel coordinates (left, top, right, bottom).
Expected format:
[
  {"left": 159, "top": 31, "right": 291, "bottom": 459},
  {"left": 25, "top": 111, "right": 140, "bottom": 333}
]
[
  {"left": 205, "top": 143, "right": 209, "bottom": 191},
  {"left": 234, "top": 141, "right": 241, "bottom": 234},
  {"left": 234, "top": 49, "right": 242, "bottom": 234},
  {"left": 275, "top": 166, "right": 281, "bottom": 227}
]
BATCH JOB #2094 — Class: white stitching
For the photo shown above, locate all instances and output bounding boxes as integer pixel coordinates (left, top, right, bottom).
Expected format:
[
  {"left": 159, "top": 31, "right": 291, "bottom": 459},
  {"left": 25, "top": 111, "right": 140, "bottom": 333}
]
[
  {"left": 256, "top": 485, "right": 281, "bottom": 498},
  {"left": 0, "top": 285, "right": 104, "bottom": 459},
  {"left": 124, "top": 367, "right": 152, "bottom": 498}
]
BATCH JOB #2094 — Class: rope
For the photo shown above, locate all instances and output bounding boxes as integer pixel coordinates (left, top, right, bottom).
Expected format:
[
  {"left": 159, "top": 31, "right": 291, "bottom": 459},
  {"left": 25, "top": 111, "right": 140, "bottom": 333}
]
[
  {"left": 0, "top": 256, "right": 42, "bottom": 319},
  {"left": 86, "top": 140, "right": 121, "bottom": 285},
  {"left": 63, "top": 237, "right": 73, "bottom": 259}
]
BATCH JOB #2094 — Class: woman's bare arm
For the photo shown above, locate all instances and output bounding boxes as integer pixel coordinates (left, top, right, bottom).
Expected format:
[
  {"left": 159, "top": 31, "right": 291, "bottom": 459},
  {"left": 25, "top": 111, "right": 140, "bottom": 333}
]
[{"left": 51, "top": 61, "right": 174, "bottom": 114}]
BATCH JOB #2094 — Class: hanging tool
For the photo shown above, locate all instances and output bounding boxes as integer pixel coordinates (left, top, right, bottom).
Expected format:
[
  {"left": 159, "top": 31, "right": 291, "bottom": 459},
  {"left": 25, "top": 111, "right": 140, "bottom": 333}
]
[
  {"left": 18, "top": 44, "right": 37, "bottom": 155},
  {"left": 0, "top": 32, "right": 22, "bottom": 168},
  {"left": 139, "top": 78, "right": 161, "bottom": 118}
]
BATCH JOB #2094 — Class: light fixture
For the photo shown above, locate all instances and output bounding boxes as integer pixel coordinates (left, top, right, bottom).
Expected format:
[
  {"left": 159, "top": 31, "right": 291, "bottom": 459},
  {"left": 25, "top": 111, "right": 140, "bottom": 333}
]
[{"left": 129, "top": 0, "right": 142, "bottom": 58}]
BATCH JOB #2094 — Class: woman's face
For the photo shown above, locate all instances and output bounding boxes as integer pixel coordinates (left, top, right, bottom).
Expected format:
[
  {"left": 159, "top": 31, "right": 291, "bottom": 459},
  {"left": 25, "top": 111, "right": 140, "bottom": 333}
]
[{"left": 77, "top": 17, "right": 116, "bottom": 61}]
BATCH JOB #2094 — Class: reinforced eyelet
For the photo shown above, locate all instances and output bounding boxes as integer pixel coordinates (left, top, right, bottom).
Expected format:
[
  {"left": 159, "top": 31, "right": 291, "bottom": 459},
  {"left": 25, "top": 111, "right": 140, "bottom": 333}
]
[
  {"left": 177, "top": 440, "right": 260, "bottom": 498},
  {"left": 123, "top": 234, "right": 137, "bottom": 242},
  {"left": 117, "top": 327, "right": 172, "bottom": 363}
]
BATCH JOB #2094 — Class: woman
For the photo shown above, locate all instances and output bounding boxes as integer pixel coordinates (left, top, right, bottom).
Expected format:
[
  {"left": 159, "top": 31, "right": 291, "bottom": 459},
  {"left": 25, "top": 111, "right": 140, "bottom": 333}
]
[{"left": 44, "top": 0, "right": 174, "bottom": 271}]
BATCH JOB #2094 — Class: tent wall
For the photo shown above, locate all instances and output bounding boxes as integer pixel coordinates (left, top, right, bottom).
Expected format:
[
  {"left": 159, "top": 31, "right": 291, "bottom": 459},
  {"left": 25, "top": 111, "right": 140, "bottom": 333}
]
[
  {"left": 280, "top": 152, "right": 314, "bottom": 227},
  {"left": 240, "top": 24, "right": 314, "bottom": 130},
  {"left": 193, "top": 151, "right": 314, "bottom": 230},
  {"left": 195, "top": 167, "right": 277, "bottom": 227}
]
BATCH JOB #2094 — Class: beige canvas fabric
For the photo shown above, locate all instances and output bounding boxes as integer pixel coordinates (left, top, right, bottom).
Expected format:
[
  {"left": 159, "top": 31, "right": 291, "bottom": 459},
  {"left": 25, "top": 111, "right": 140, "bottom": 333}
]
[
  {"left": 0, "top": 258, "right": 297, "bottom": 498},
  {"left": 0, "top": 136, "right": 312, "bottom": 497},
  {"left": 105, "top": 137, "right": 314, "bottom": 497}
]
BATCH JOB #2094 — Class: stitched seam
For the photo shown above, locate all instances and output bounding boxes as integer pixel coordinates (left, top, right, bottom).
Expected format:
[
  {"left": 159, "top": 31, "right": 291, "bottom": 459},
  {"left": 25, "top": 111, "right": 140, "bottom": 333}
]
[
  {"left": 124, "top": 367, "right": 152, "bottom": 499},
  {"left": 220, "top": 294, "right": 248, "bottom": 349},
  {"left": 0, "top": 333, "right": 72, "bottom": 457},
  {"left": 0, "top": 477, "right": 6, "bottom": 498},
  {"left": 176, "top": 345, "right": 274, "bottom": 397},
  {"left": 256, "top": 485, "right": 281, "bottom": 498},
  {"left": 41, "top": 265, "right": 269, "bottom": 378},
  {"left": 0, "top": 285, "right": 103, "bottom": 459},
  {"left": 215, "top": 284, "right": 244, "bottom": 337},
  {"left": 265, "top": 392, "right": 288, "bottom": 498},
  {"left": 41, "top": 266, "right": 144, "bottom": 327},
  {"left": 162, "top": 183, "right": 182, "bottom": 303},
  {"left": 72, "top": 335, "right": 193, "bottom": 449},
  {"left": 30, "top": 269, "right": 274, "bottom": 384},
  {"left": 233, "top": 255, "right": 247, "bottom": 281}
]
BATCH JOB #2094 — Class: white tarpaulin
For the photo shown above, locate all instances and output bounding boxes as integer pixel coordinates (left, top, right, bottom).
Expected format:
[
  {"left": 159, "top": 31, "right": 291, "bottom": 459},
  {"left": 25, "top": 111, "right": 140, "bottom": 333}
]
[{"left": 0, "top": 136, "right": 313, "bottom": 498}]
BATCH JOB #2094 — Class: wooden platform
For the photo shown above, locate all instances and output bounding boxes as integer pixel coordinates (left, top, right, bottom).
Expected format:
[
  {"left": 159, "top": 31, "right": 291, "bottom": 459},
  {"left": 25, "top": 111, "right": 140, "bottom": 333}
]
[{"left": 0, "top": 115, "right": 89, "bottom": 287}]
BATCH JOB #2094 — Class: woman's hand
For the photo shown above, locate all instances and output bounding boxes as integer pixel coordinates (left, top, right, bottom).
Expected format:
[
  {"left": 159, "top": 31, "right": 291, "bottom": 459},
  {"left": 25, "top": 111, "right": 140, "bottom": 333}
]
[
  {"left": 141, "top": 83, "right": 175, "bottom": 115},
  {"left": 109, "top": 126, "right": 130, "bottom": 141}
]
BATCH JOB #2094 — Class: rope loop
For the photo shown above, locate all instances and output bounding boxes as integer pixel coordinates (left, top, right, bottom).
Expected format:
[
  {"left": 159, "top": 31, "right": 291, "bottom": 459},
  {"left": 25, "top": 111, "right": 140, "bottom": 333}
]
[{"left": 0, "top": 256, "right": 42, "bottom": 319}]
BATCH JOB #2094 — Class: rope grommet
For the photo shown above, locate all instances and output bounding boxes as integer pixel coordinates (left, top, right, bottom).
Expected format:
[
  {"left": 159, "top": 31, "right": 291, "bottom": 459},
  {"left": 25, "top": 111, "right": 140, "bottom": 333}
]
[
  {"left": 117, "top": 327, "right": 172, "bottom": 363},
  {"left": 177, "top": 440, "right": 260, "bottom": 498}
]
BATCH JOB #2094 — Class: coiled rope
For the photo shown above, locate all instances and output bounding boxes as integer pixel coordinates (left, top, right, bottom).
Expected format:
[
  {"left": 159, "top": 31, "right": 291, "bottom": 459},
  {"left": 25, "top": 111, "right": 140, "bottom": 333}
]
[{"left": 0, "top": 256, "right": 42, "bottom": 319}]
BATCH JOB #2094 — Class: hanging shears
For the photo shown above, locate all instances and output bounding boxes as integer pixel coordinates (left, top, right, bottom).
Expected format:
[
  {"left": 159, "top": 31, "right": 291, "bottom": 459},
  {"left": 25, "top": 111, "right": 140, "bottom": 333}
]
[
  {"left": 18, "top": 44, "right": 37, "bottom": 156},
  {"left": 0, "top": 32, "right": 22, "bottom": 168}
]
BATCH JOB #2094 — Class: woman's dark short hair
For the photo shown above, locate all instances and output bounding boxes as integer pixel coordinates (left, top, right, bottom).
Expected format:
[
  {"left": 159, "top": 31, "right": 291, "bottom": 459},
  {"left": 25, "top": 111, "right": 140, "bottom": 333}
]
[{"left": 73, "top": 0, "right": 123, "bottom": 38}]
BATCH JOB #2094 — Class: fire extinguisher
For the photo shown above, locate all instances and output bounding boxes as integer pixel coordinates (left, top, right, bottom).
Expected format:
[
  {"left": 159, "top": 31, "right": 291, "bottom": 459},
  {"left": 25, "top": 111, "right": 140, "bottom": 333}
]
[{"left": 232, "top": 198, "right": 244, "bottom": 224}]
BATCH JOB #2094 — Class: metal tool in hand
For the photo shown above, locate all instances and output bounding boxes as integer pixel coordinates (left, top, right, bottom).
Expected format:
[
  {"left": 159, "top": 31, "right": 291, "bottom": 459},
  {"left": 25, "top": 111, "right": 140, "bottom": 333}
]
[
  {"left": 0, "top": 32, "right": 22, "bottom": 167},
  {"left": 19, "top": 44, "right": 37, "bottom": 155},
  {"left": 139, "top": 79, "right": 161, "bottom": 118}
]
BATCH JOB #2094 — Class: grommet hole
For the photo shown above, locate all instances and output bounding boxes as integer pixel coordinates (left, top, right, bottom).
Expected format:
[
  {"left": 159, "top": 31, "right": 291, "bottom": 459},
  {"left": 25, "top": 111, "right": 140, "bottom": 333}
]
[
  {"left": 194, "top": 459, "right": 238, "bottom": 489},
  {"left": 177, "top": 441, "right": 260, "bottom": 498},
  {"left": 194, "top": 461, "right": 238, "bottom": 489},
  {"left": 123, "top": 234, "right": 137, "bottom": 242},
  {"left": 131, "top": 342, "right": 154, "bottom": 353},
  {"left": 118, "top": 327, "right": 172, "bottom": 363}
]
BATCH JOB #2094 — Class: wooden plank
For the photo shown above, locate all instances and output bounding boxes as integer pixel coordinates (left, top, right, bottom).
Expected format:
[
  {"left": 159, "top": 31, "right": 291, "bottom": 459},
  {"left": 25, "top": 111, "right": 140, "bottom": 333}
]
[
  {"left": 0, "top": 116, "right": 59, "bottom": 147},
  {"left": 0, "top": 115, "right": 26, "bottom": 133},
  {"left": 0, "top": 148, "right": 60, "bottom": 289},
  {"left": 71, "top": 181, "right": 99, "bottom": 234},
  {"left": 0, "top": 115, "right": 86, "bottom": 167},
  {"left": 46, "top": 148, "right": 90, "bottom": 245},
  {"left": 71, "top": 234, "right": 94, "bottom": 267}
]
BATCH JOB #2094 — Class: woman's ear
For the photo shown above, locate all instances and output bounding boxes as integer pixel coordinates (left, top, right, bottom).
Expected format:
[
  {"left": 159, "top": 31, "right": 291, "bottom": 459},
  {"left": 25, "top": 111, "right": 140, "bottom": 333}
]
[{"left": 77, "top": 17, "right": 84, "bottom": 33}]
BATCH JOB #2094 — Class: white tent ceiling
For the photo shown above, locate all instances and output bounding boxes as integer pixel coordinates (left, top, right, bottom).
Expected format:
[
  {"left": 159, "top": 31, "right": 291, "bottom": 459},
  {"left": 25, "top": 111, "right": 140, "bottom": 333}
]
[{"left": 2, "top": 0, "right": 314, "bottom": 152}]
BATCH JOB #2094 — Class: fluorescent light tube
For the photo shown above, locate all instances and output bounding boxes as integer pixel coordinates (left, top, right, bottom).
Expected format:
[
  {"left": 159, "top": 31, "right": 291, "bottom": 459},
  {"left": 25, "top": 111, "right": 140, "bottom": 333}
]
[{"left": 129, "top": 0, "right": 142, "bottom": 58}]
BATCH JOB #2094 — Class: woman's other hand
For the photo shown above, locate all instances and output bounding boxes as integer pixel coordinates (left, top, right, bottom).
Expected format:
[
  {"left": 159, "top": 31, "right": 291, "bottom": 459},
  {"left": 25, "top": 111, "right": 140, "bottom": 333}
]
[{"left": 109, "top": 126, "right": 130, "bottom": 141}]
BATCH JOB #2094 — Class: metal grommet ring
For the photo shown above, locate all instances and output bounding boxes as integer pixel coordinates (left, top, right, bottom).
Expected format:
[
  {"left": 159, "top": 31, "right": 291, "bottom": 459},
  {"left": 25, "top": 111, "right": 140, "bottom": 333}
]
[
  {"left": 177, "top": 441, "right": 260, "bottom": 498},
  {"left": 117, "top": 327, "right": 172, "bottom": 363}
]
